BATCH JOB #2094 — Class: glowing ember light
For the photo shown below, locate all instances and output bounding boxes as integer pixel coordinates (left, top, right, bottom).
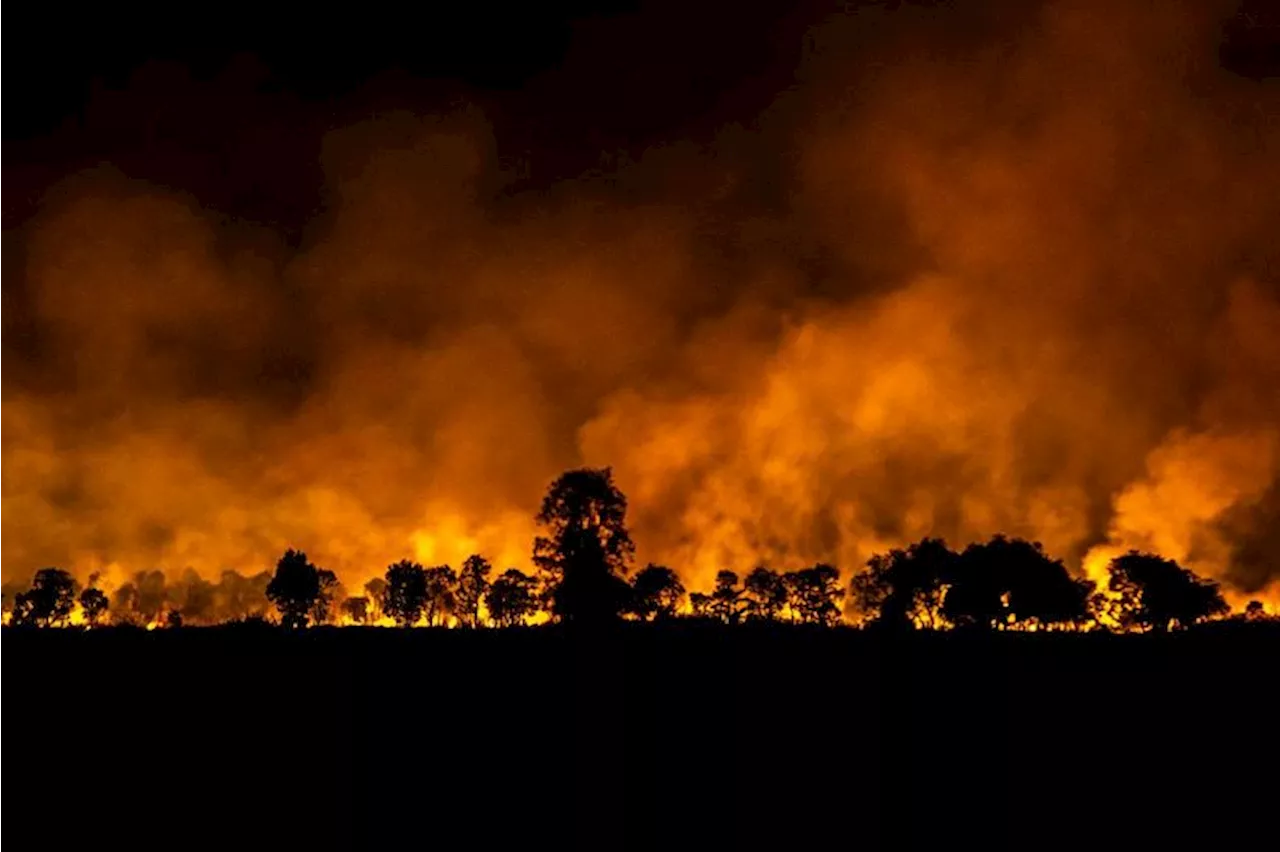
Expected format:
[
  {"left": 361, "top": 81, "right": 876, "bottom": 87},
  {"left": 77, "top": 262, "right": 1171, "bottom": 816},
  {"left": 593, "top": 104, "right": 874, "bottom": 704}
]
[{"left": 3, "top": 1, "right": 1280, "bottom": 619}]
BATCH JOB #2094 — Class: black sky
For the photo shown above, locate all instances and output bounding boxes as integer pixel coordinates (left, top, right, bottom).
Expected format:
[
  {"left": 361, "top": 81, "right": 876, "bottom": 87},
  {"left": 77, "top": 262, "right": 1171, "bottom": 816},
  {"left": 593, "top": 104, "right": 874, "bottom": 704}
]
[
  {"left": 7, "top": 1, "right": 1276, "bottom": 233},
  {"left": 4, "top": 0, "right": 832, "bottom": 234}
]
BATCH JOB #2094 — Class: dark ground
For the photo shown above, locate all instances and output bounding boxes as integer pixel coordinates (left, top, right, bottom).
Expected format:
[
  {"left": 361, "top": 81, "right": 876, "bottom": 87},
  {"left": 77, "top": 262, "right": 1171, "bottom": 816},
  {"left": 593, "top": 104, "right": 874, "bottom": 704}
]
[{"left": 4, "top": 623, "right": 1277, "bottom": 850}]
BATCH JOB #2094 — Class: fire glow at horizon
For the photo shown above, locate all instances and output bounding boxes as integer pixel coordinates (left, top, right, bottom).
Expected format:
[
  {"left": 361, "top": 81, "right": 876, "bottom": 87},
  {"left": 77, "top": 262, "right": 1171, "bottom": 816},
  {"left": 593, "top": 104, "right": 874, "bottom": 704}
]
[{"left": 4, "top": 0, "right": 1280, "bottom": 615}]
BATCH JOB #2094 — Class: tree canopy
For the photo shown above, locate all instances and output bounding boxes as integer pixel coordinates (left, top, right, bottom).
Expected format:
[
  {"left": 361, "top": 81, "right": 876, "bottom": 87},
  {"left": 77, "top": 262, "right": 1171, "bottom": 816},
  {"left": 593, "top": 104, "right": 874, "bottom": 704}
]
[
  {"left": 382, "top": 560, "right": 430, "bottom": 626},
  {"left": 456, "top": 555, "right": 492, "bottom": 628},
  {"left": 12, "top": 568, "right": 78, "bottom": 627},
  {"left": 630, "top": 564, "right": 685, "bottom": 620},
  {"left": 265, "top": 550, "right": 335, "bottom": 629},
  {"left": 533, "top": 467, "right": 635, "bottom": 625},
  {"left": 486, "top": 569, "right": 540, "bottom": 627},
  {"left": 1108, "top": 551, "right": 1229, "bottom": 632}
]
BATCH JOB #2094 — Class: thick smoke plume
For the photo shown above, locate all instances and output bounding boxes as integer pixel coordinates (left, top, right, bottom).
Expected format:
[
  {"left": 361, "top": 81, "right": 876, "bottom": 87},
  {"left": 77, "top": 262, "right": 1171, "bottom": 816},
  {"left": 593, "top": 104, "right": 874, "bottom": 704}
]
[{"left": 4, "top": 0, "right": 1278, "bottom": 608}]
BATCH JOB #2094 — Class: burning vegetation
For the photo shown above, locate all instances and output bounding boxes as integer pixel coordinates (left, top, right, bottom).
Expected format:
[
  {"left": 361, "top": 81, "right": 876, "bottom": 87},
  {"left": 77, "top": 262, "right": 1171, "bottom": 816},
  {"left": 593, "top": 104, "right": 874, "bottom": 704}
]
[
  {"left": 4, "top": 1, "right": 1280, "bottom": 614},
  {"left": 4, "top": 468, "right": 1273, "bottom": 631}
]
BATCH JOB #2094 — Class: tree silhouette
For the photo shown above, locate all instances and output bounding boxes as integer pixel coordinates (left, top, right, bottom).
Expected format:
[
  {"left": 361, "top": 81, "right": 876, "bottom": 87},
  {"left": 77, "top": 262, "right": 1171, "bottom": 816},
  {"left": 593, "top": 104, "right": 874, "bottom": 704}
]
[
  {"left": 629, "top": 564, "right": 685, "bottom": 620},
  {"left": 784, "top": 564, "right": 844, "bottom": 626},
  {"left": 423, "top": 565, "right": 458, "bottom": 626},
  {"left": 363, "top": 578, "right": 387, "bottom": 622},
  {"left": 108, "top": 570, "right": 169, "bottom": 626},
  {"left": 340, "top": 596, "right": 370, "bottom": 624},
  {"left": 12, "top": 568, "right": 79, "bottom": 627},
  {"left": 938, "top": 540, "right": 1010, "bottom": 629},
  {"left": 533, "top": 467, "right": 635, "bottom": 625},
  {"left": 78, "top": 586, "right": 110, "bottom": 626},
  {"left": 1000, "top": 544, "right": 1093, "bottom": 629},
  {"left": 1107, "top": 551, "right": 1229, "bottom": 632},
  {"left": 709, "top": 571, "right": 745, "bottom": 624},
  {"left": 943, "top": 537, "right": 1093, "bottom": 630},
  {"left": 218, "top": 570, "right": 271, "bottom": 621},
  {"left": 486, "top": 569, "right": 540, "bottom": 627},
  {"left": 743, "top": 566, "right": 788, "bottom": 621},
  {"left": 456, "top": 555, "right": 492, "bottom": 627},
  {"left": 166, "top": 609, "right": 184, "bottom": 629},
  {"left": 1244, "top": 600, "right": 1268, "bottom": 622},
  {"left": 311, "top": 569, "right": 340, "bottom": 625},
  {"left": 382, "top": 560, "right": 429, "bottom": 626},
  {"left": 110, "top": 583, "right": 142, "bottom": 626},
  {"left": 852, "top": 538, "right": 955, "bottom": 628},
  {"left": 12, "top": 576, "right": 48, "bottom": 627},
  {"left": 689, "top": 592, "right": 713, "bottom": 618},
  {"left": 265, "top": 550, "right": 332, "bottom": 629}
]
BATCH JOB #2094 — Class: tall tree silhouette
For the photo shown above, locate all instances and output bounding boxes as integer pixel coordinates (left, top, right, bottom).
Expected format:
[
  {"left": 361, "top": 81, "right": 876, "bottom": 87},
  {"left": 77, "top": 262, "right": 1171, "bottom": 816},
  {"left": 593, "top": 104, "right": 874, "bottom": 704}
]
[
  {"left": 486, "top": 569, "right": 540, "bottom": 627},
  {"left": 533, "top": 467, "right": 635, "bottom": 624},
  {"left": 456, "top": 555, "right": 492, "bottom": 627},
  {"left": 265, "top": 550, "right": 333, "bottom": 629},
  {"left": 423, "top": 565, "right": 458, "bottom": 626},
  {"left": 12, "top": 568, "right": 78, "bottom": 627},
  {"left": 709, "top": 571, "right": 744, "bottom": 624},
  {"left": 382, "top": 560, "right": 430, "bottom": 626},
  {"left": 784, "top": 564, "right": 844, "bottom": 626},
  {"left": 78, "top": 586, "right": 110, "bottom": 626},
  {"left": 743, "top": 566, "right": 788, "bottom": 621},
  {"left": 1107, "top": 552, "right": 1229, "bottom": 631},
  {"left": 852, "top": 538, "right": 955, "bottom": 628},
  {"left": 629, "top": 564, "right": 685, "bottom": 620}
]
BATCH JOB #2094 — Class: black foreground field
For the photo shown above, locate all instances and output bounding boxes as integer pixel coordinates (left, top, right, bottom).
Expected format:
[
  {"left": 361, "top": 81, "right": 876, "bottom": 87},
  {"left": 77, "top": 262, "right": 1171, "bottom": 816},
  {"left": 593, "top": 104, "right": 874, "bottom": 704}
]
[{"left": 5, "top": 624, "right": 1278, "bottom": 850}]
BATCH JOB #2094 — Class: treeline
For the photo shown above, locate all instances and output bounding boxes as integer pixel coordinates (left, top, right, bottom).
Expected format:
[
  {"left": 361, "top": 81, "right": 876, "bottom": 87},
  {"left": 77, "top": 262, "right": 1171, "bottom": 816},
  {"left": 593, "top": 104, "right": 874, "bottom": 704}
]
[{"left": 4, "top": 467, "right": 1275, "bottom": 631}]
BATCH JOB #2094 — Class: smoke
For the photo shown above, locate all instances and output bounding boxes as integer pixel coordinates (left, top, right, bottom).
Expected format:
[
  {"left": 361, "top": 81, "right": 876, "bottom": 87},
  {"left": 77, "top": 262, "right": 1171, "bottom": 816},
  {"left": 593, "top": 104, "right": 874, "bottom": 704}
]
[
  {"left": 107, "top": 569, "right": 273, "bottom": 625},
  {"left": 3, "top": 0, "right": 1278, "bottom": 609}
]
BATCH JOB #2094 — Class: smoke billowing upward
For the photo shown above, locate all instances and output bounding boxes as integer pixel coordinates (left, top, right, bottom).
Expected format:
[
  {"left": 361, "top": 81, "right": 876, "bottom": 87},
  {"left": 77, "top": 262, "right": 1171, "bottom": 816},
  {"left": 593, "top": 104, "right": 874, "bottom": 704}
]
[{"left": 4, "top": 0, "right": 1279, "bottom": 607}]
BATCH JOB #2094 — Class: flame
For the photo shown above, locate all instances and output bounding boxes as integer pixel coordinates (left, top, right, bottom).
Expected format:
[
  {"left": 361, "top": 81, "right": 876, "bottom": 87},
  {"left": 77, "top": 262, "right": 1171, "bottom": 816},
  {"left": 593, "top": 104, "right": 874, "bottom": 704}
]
[{"left": 3, "top": 1, "right": 1280, "bottom": 615}]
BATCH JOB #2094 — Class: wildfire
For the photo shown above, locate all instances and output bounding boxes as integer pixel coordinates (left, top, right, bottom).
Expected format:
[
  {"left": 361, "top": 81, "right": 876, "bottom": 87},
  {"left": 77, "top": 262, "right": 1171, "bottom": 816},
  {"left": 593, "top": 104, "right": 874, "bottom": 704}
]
[{"left": 4, "top": 1, "right": 1280, "bottom": 613}]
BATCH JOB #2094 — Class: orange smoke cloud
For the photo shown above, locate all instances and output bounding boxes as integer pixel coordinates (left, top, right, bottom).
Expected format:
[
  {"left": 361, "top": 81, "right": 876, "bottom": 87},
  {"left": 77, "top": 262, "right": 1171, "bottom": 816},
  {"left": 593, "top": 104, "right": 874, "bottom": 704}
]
[{"left": 4, "top": 0, "right": 1279, "bottom": 610}]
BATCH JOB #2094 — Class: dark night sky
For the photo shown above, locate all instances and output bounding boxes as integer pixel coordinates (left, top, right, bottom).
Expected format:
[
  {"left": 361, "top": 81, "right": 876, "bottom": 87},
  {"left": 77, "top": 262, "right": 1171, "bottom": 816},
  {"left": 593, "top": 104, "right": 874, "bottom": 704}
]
[
  {"left": 4, "top": 0, "right": 827, "bottom": 234},
  {"left": 6, "top": 1, "right": 1276, "bottom": 231}
]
